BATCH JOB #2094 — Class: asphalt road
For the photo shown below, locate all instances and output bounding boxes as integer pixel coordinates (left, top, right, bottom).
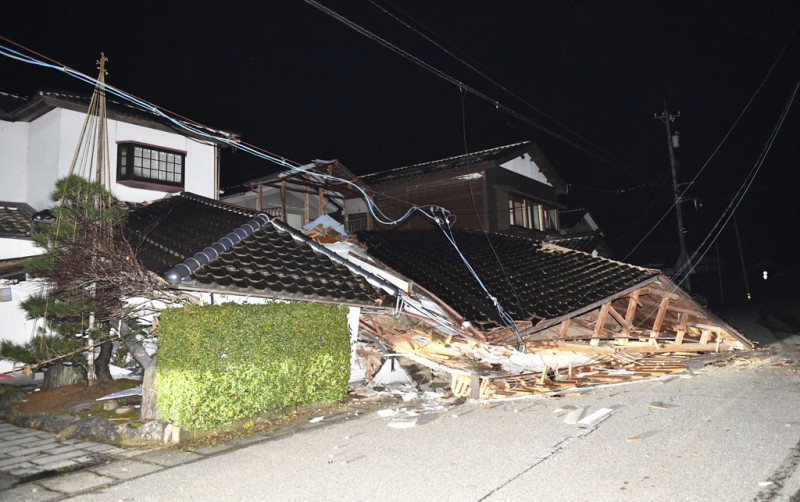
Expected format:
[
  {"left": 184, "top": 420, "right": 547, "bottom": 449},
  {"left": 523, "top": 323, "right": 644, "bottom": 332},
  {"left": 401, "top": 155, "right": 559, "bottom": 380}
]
[{"left": 7, "top": 298, "right": 800, "bottom": 501}]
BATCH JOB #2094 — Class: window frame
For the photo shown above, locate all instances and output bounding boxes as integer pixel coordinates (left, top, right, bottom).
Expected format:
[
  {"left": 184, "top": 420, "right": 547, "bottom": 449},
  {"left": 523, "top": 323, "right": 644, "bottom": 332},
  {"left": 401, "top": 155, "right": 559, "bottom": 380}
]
[
  {"left": 116, "top": 141, "right": 186, "bottom": 190},
  {"left": 508, "top": 195, "right": 559, "bottom": 231}
]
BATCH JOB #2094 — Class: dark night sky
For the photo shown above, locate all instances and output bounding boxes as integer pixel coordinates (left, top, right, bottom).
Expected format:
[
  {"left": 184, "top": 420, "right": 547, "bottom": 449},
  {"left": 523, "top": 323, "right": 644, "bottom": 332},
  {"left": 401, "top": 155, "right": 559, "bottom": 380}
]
[{"left": 2, "top": 1, "right": 800, "bottom": 290}]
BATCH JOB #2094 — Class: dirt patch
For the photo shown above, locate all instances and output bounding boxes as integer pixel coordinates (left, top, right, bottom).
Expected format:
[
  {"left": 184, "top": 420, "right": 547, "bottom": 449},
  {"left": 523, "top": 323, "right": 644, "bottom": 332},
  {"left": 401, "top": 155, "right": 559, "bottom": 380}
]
[{"left": 12, "top": 379, "right": 141, "bottom": 415}]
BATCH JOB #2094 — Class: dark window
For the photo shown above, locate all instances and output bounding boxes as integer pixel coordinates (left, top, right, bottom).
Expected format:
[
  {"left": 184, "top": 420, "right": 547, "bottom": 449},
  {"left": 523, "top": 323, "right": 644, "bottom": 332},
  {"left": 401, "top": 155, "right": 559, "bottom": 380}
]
[
  {"left": 117, "top": 142, "right": 184, "bottom": 189},
  {"left": 508, "top": 195, "right": 559, "bottom": 231}
]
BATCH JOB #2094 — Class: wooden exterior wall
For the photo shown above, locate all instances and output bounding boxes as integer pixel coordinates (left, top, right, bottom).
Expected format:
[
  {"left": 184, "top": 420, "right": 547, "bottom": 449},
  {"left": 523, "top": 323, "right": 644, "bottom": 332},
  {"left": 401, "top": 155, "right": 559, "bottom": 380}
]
[{"left": 369, "top": 162, "right": 563, "bottom": 232}]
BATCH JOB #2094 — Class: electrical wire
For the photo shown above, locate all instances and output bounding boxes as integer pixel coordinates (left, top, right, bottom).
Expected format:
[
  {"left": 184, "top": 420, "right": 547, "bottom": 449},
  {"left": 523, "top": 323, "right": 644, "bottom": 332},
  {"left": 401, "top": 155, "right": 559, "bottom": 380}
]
[
  {"left": 457, "top": 87, "right": 526, "bottom": 349},
  {"left": 0, "top": 38, "right": 520, "bottom": 339},
  {"left": 671, "top": 79, "right": 800, "bottom": 287},
  {"left": 304, "top": 0, "right": 655, "bottom": 184},
  {"left": 567, "top": 175, "right": 665, "bottom": 194},
  {"left": 0, "top": 41, "right": 443, "bottom": 228},
  {"left": 622, "top": 19, "right": 800, "bottom": 262},
  {"left": 367, "top": 0, "right": 645, "bottom": 186},
  {"left": 623, "top": 78, "right": 800, "bottom": 335}
]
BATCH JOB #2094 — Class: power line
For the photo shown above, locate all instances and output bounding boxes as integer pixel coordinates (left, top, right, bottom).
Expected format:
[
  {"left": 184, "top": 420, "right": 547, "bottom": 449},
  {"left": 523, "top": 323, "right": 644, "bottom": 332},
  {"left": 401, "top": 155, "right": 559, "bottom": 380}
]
[
  {"left": 671, "top": 79, "right": 800, "bottom": 287},
  {"left": 304, "top": 0, "right": 654, "bottom": 183},
  {"left": 622, "top": 19, "right": 800, "bottom": 263},
  {"left": 368, "top": 0, "right": 634, "bottom": 173},
  {"left": 0, "top": 37, "right": 525, "bottom": 339}
]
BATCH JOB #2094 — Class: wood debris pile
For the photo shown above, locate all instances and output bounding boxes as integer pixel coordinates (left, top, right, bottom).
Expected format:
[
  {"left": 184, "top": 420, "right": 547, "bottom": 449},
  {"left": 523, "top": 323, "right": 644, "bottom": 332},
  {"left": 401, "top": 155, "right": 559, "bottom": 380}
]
[
  {"left": 357, "top": 278, "right": 753, "bottom": 400},
  {"left": 304, "top": 223, "right": 346, "bottom": 244}
]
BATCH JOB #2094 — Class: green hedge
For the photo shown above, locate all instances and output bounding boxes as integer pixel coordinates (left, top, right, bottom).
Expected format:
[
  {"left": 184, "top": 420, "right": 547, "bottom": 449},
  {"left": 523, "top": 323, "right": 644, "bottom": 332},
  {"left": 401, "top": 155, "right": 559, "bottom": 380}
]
[{"left": 154, "top": 302, "right": 350, "bottom": 430}]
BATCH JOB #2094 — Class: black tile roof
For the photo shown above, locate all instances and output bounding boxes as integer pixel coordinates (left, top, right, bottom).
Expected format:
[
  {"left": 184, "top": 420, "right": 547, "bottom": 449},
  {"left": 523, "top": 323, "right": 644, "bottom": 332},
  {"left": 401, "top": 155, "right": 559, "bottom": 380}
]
[
  {"left": 0, "top": 202, "right": 36, "bottom": 237},
  {"left": 0, "top": 92, "right": 28, "bottom": 118},
  {"left": 2, "top": 89, "right": 237, "bottom": 143},
  {"left": 127, "top": 192, "right": 391, "bottom": 306},
  {"left": 190, "top": 221, "right": 390, "bottom": 305},
  {"left": 557, "top": 208, "right": 589, "bottom": 229},
  {"left": 356, "top": 229, "right": 658, "bottom": 328},
  {"left": 127, "top": 193, "right": 256, "bottom": 276},
  {"left": 545, "top": 232, "right": 604, "bottom": 254},
  {"left": 361, "top": 141, "right": 531, "bottom": 185}
]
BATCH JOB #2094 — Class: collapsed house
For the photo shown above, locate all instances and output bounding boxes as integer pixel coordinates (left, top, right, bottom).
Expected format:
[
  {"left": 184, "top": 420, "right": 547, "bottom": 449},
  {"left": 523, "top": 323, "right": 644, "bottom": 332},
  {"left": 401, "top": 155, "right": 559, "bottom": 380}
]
[
  {"left": 354, "top": 229, "right": 753, "bottom": 398},
  {"left": 127, "top": 193, "right": 454, "bottom": 384},
  {"left": 127, "top": 193, "right": 396, "bottom": 371},
  {"left": 126, "top": 194, "right": 752, "bottom": 401}
]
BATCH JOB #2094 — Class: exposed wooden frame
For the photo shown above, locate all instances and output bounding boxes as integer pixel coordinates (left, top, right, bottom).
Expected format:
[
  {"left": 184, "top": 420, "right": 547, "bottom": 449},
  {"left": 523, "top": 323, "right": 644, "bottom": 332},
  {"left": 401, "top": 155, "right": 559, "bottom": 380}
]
[
  {"left": 650, "top": 297, "right": 670, "bottom": 338},
  {"left": 591, "top": 302, "right": 611, "bottom": 346}
]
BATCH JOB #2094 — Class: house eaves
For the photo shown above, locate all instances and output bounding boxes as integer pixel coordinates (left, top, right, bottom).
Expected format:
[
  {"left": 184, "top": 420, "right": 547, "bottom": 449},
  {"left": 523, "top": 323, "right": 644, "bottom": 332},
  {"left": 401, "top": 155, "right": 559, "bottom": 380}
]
[
  {"left": 5, "top": 90, "right": 237, "bottom": 147},
  {"left": 361, "top": 141, "right": 533, "bottom": 185}
]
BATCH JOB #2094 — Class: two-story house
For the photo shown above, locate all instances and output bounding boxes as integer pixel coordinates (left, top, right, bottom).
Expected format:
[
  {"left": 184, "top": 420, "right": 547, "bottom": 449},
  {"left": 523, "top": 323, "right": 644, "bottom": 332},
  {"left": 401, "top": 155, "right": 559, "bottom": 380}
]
[
  {"left": 349, "top": 141, "right": 567, "bottom": 236},
  {"left": 0, "top": 89, "right": 228, "bottom": 371},
  {"left": 0, "top": 90, "right": 222, "bottom": 212}
]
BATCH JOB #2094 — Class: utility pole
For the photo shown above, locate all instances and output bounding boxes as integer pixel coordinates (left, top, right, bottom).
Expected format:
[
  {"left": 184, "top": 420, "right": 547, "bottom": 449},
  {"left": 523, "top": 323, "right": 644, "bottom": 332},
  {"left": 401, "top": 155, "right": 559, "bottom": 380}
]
[
  {"left": 732, "top": 212, "right": 751, "bottom": 300},
  {"left": 654, "top": 101, "right": 692, "bottom": 291}
]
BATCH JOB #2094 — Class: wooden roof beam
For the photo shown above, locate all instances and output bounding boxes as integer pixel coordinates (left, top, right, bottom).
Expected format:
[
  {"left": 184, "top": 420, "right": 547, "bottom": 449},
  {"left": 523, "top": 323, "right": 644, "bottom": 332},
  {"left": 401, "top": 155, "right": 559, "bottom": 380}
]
[
  {"left": 650, "top": 297, "right": 670, "bottom": 339},
  {"left": 592, "top": 302, "right": 612, "bottom": 346}
]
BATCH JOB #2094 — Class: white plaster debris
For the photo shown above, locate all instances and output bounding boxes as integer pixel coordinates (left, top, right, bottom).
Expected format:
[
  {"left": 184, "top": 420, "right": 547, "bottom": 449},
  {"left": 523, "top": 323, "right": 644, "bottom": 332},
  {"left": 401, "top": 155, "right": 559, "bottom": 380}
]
[
  {"left": 553, "top": 405, "right": 577, "bottom": 414},
  {"left": 577, "top": 408, "right": 613, "bottom": 425},
  {"left": 563, "top": 407, "right": 585, "bottom": 425},
  {"left": 388, "top": 420, "right": 417, "bottom": 429}
]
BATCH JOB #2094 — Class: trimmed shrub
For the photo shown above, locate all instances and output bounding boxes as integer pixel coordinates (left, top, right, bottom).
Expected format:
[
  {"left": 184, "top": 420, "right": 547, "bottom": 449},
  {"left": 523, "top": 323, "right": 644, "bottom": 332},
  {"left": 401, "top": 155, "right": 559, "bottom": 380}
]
[{"left": 154, "top": 302, "right": 350, "bottom": 430}]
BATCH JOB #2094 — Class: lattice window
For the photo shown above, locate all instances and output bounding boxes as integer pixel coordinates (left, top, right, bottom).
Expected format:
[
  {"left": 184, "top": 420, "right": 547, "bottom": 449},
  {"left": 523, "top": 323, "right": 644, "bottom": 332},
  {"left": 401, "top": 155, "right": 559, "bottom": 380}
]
[{"left": 117, "top": 142, "right": 184, "bottom": 188}]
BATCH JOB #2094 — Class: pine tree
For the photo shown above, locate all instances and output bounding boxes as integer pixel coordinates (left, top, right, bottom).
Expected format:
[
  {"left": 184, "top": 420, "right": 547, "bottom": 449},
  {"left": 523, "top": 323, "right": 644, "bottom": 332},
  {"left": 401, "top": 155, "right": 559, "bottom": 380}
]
[{"left": 16, "top": 176, "right": 141, "bottom": 382}]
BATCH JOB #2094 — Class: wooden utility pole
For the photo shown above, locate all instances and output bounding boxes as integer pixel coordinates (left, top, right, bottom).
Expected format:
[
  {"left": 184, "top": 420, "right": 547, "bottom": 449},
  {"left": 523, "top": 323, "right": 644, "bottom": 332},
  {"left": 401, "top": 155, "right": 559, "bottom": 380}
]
[
  {"left": 655, "top": 101, "right": 692, "bottom": 291},
  {"left": 95, "top": 54, "right": 108, "bottom": 185}
]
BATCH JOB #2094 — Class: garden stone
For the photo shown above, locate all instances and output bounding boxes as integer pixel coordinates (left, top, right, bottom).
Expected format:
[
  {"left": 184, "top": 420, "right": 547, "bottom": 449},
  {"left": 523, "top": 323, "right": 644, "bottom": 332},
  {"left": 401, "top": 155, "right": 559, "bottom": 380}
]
[
  {"left": 15, "top": 413, "right": 48, "bottom": 429},
  {"left": 117, "top": 421, "right": 166, "bottom": 444},
  {"left": 76, "top": 416, "right": 119, "bottom": 443},
  {"left": 41, "top": 413, "right": 77, "bottom": 432},
  {"left": 43, "top": 364, "right": 85, "bottom": 390},
  {"left": 56, "top": 423, "right": 79, "bottom": 442},
  {"left": 69, "top": 402, "right": 96, "bottom": 413}
]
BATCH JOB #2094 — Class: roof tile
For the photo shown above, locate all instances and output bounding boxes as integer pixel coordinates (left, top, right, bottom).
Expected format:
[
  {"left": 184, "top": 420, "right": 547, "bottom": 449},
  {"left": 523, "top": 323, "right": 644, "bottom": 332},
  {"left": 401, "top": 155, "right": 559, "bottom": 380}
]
[{"left": 357, "top": 228, "right": 658, "bottom": 328}]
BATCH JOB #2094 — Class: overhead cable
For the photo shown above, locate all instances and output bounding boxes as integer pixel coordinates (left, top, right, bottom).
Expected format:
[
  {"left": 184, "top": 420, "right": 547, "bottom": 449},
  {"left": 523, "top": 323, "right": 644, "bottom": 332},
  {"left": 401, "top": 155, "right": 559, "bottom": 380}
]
[
  {"left": 368, "top": 0, "right": 641, "bottom": 182},
  {"left": 304, "top": 0, "right": 652, "bottom": 183},
  {"left": 0, "top": 39, "right": 522, "bottom": 341},
  {"left": 671, "top": 79, "right": 800, "bottom": 287},
  {"left": 622, "top": 19, "right": 800, "bottom": 262}
]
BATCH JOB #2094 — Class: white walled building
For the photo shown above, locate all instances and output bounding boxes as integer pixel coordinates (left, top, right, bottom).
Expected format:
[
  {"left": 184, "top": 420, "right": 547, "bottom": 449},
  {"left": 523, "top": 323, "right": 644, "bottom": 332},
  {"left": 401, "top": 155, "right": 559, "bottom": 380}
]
[
  {"left": 0, "top": 90, "right": 222, "bottom": 211},
  {"left": 0, "top": 90, "right": 228, "bottom": 371}
]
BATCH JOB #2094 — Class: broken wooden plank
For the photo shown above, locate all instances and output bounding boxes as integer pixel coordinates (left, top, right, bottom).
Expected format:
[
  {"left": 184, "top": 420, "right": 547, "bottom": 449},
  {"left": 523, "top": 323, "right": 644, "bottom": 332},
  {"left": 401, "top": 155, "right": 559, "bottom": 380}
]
[
  {"left": 614, "top": 342, "right": 734, "bottom": 353},
  {"left": 608, "top": 305, "right": 633, "bottom": 333}
]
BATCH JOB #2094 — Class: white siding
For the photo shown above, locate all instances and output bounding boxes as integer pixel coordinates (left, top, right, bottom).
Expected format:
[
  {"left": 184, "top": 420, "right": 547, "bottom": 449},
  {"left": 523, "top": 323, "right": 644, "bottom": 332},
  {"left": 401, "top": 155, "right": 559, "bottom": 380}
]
[
  {"left": 0, "top": 278, "right": 48, "bottom": 374},
  {"left": 500, "top": 153, "right": 552, "bottom": 186},
  {"left": 0, "top": 237, "right": 42, "bottom": 261},
  {"left": 0, "top": 120, "right": 30, "bottom": 205},
  {"left": 0, "top": 107, "right": 219, "bottom": 211}
]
